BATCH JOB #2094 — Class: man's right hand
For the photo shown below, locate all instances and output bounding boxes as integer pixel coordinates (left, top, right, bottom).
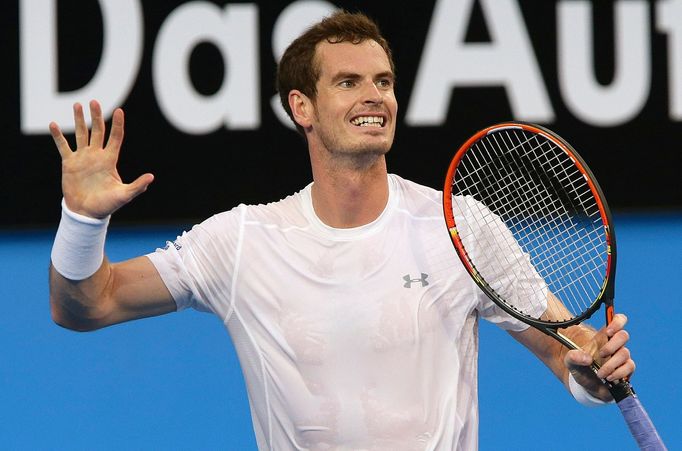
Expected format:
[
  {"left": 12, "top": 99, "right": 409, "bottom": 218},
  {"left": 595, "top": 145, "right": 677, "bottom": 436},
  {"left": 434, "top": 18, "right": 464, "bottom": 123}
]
[{"left": 49, "top": 100, "right": 154, "bottom": 219}]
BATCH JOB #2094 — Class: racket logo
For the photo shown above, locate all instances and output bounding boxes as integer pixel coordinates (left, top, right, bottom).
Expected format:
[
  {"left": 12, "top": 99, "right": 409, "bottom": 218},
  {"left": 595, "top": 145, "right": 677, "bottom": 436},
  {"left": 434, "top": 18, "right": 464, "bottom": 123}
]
[{"left": 403, "top": 273, "right": 429, "bottom": 288}]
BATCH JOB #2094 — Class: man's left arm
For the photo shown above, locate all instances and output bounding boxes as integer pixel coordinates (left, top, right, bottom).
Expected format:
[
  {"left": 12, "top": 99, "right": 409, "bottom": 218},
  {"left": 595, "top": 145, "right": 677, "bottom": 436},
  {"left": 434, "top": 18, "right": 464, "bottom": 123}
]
[{"left": 509, "top": 312, "right": 635, "bottom": 402}]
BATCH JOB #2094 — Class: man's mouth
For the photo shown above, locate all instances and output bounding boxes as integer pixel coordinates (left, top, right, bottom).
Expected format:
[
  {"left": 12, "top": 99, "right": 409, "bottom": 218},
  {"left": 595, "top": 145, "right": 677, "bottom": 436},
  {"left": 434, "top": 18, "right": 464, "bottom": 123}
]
[{"left": 350, "top": 116, "right": 385, "bottom": 128}]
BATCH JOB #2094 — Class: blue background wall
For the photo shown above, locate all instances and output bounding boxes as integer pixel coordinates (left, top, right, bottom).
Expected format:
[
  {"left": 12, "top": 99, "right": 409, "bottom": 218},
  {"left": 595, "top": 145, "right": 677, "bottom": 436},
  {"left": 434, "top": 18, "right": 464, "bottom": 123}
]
[{"left": 1, "top": 213, "right": 679, "bottom": 450}]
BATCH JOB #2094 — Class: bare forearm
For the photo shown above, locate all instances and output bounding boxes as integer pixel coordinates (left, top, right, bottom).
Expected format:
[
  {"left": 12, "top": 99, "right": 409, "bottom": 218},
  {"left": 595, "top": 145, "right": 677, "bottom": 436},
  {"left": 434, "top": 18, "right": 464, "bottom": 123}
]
[
  {"left": 49, "top": 258, "right": 115, "bottom": 331},
  {"left": 510, "top": 327, "right": 566, "bottom": 381},
  {"left": 50, "top": 255, "right": 177, "bottom": 331}
]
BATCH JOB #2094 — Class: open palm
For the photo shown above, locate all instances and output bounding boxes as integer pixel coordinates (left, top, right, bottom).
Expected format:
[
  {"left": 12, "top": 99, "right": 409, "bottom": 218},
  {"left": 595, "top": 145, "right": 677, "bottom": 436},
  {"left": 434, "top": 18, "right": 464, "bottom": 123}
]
[{"left": 50, "top": 100, "right": 154, "bottom": 219}]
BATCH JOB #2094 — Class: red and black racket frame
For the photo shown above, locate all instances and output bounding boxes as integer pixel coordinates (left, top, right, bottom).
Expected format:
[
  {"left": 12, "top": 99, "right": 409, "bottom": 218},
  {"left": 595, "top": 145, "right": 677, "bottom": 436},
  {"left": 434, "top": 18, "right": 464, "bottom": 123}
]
[{"left": 442, "top": 122, "right": 634, "bottom": 401}]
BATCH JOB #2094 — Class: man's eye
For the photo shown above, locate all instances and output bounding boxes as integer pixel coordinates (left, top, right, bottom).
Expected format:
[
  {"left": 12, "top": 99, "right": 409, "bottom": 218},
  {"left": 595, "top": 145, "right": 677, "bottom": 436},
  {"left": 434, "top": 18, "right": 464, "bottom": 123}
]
[
  {"left": 339, "top": 80, "right": 354, "bottom": 88},
  {"left": 377, "top": 79, "right": 393, "bottom": 88}
]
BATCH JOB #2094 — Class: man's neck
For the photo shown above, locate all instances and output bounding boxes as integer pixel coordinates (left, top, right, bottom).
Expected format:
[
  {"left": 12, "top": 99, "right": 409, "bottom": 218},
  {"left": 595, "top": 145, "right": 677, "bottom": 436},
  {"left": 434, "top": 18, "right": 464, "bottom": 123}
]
[{"left": 309, "top": 154, "right": 389, "bottom": 229}]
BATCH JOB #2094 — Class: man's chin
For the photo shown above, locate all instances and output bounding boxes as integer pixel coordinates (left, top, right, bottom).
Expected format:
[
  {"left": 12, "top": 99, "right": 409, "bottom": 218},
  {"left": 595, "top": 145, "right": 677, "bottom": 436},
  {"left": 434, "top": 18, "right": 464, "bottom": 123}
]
[
  {"left": 351, "top": 135, "right": 393, "bottom": 154},
  {"left": 349, "top": 144, "right": 391, "bottom": 156},
  {"left": 322, "top": 132, "right": 394, "bottom": 159},
  {"left": 328, "top": 144, "right": 391, "bottom": 168}
]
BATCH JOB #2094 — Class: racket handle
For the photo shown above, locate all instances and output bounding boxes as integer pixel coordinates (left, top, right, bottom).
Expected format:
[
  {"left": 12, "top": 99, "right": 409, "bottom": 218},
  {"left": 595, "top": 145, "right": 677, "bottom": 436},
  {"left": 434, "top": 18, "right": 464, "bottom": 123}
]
[
  {"left": 615, "top": 390, "right": 667, "bottom": 450},
  {"left": 603, "top": 307, "right": 664, "bottom": 449}
]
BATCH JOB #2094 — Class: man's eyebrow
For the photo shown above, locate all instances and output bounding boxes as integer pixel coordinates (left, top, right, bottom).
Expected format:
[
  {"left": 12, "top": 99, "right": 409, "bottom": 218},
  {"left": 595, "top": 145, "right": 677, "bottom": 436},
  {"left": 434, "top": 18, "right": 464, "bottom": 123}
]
[
  {"left": 329, "top": 71, "right": 395, "bottom": 83},
  {"left": 330, "top": 72, "right": 362, "bottom": 83},
  {"left": 375, "top": 71, "right": 395, "bottom": 81}
]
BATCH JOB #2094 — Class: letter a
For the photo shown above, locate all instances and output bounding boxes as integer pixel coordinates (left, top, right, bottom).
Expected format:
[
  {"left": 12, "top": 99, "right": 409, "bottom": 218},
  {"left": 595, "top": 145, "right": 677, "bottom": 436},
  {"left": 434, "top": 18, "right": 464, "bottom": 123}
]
[{"left": 405, "top": 0, "right": 554, "bottom": 126}]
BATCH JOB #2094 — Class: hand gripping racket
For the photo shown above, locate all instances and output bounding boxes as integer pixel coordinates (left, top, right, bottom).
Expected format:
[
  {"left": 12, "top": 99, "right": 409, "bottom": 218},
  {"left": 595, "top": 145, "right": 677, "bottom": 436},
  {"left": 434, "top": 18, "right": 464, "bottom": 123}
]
[{"left": 443, "top": 122, "right": 666, "bottom": 450}]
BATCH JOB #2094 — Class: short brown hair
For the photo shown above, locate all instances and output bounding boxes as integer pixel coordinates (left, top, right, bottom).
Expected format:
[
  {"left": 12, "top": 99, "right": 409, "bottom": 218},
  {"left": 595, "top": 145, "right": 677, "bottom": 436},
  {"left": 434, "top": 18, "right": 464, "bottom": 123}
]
[{"left": 276, "top": 11, "right": 395, "bottom": 136}]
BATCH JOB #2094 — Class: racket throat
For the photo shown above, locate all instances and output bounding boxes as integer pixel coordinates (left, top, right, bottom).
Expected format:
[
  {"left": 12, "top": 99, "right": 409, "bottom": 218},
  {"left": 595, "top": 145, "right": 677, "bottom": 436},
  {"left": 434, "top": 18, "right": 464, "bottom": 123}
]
[{"left": 547, "top": 328, "right": 581, "bottom": 352}]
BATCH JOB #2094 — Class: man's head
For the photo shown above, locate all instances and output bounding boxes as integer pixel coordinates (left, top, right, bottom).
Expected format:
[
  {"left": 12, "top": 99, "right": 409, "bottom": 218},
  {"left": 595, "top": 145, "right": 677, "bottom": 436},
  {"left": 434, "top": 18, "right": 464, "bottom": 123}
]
[{"left": 277, "top": 11, "right": 396, "bottom": 137}]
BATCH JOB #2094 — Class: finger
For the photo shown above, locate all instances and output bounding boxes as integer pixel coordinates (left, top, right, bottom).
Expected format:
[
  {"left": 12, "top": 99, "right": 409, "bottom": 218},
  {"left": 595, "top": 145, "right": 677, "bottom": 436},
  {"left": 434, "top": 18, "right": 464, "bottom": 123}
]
[
  {"left": 606, "top": 313, "right": 628, "bottom": 336},
  {"left": 105, "top": 108, "right": 125, "bottom": 155},
  {"left": 49, "top": 122, "right": 73, "bottom": 159},
  {"left": 606, "top": 359, "right": 636, "bottom": 382},
  {"left": 89, "top": 100, "right": 105, "bottom": 149},
  {"left": 599, "top": 329, "right": 630, "bottom": 358},
  {"left": 73, "top": 102, "right": 89, "bottom": 149},
  {"left": 597, "top": 346, "right": 631, "bottom": 378},
  {"left": 597, "top": 348, "right": 634, "bottom": 380}
]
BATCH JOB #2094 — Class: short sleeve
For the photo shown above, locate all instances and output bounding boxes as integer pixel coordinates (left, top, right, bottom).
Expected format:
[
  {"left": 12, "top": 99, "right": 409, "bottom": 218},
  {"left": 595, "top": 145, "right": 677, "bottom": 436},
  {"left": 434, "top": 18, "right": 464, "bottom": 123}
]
[
  {"left": 454, "top": 196, "right": 548, "bottom": 332},
  {"left": 146, "top": 206, "right": 245, "bottom": 317}
]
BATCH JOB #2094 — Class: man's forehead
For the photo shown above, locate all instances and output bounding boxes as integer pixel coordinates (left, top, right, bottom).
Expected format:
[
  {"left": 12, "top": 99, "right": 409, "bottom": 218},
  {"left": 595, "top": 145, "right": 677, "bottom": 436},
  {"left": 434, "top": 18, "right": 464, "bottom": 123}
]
[{"left": 314, "top": 39, "right": 391, "bottom": 76}]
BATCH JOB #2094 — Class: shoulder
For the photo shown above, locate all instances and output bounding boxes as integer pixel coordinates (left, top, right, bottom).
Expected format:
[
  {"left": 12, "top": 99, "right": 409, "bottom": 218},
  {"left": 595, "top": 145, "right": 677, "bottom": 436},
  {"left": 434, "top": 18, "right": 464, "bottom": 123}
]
[
  {"left": 389, "top": 174, "right": 443, "bottom": 217},
  {"left": 242, "top": 188, "right": 308, "bottom": 227},
  {"left": 205, "top": 187, "right": 309, "bottom": 233},
  {"left": 160, "top": 188, "right": 310, "bottom": 264}
]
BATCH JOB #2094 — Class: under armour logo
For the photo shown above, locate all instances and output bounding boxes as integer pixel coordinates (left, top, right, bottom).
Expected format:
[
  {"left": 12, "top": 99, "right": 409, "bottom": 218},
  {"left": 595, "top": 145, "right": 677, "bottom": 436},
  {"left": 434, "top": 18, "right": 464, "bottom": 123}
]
[{"left": 403, "top": 273, "right": 429, "bottom": 288}]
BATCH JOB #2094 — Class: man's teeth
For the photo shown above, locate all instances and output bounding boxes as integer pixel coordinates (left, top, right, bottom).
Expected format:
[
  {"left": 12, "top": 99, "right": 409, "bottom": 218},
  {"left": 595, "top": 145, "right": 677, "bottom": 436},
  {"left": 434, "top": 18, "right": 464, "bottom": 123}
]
[{"left": 351, "top": 116, "right": 384, "bottom": 127}]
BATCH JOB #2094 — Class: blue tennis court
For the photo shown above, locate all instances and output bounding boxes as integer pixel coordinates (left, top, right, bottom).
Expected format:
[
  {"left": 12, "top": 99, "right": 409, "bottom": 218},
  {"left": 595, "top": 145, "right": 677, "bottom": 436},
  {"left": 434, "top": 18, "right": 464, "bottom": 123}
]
[{"left": 1, "top": 213, "right": 679, "bottom": 450}]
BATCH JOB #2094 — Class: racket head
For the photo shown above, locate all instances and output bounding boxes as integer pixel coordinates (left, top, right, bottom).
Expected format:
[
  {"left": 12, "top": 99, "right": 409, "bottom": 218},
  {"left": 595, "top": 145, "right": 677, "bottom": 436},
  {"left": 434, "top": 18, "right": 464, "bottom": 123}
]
[{"left": 443, "top": 122, "right": 617, "bottom": 329}]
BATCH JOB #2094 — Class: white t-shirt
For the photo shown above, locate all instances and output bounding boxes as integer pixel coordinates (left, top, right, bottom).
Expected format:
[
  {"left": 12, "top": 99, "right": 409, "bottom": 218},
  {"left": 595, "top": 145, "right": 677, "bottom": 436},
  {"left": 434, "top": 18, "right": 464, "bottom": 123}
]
[{"left": 147, "top": 174, "right": 533, "bottom": 451}]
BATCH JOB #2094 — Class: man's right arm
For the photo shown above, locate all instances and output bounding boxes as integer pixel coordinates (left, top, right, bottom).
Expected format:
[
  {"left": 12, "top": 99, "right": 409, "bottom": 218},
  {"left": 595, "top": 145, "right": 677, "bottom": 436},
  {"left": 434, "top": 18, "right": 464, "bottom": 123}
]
[
  {"left": 49, "top": 100, "right": 175, "bottom": 331},
  {"left": 49, "top": 256, "right": 176, "bottom": 331}
]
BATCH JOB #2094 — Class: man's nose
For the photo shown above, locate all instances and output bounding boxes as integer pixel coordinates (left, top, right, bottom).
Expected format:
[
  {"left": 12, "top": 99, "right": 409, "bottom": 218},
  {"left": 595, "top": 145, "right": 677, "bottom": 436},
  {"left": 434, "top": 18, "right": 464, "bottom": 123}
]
[{"left": 362, "top": 81, "right": 383, "bottom": 104}]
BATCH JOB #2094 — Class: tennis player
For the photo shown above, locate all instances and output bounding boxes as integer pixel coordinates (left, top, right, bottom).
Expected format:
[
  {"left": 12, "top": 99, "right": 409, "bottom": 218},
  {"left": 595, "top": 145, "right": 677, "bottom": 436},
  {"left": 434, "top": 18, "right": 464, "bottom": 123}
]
[{"left": 49, "top": 11, "right": 635, "bottom": 450}]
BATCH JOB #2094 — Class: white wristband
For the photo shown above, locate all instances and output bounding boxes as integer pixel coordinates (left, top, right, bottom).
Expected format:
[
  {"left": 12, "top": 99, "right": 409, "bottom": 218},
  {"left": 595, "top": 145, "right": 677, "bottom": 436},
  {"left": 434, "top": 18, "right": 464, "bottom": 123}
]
[
  {"left": 568, "top": 372, "right": 611, "bottom": 407},
  {"left": 51, "top": 199, "right": 110, "bottom": 280}
]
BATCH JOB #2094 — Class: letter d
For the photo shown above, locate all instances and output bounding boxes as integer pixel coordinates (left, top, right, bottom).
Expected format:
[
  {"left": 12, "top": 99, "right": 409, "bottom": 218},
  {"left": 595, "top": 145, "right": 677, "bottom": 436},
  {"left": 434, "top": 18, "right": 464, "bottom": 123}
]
[{"left": 20, "top": 0, "right": 143, "bottom": 134}]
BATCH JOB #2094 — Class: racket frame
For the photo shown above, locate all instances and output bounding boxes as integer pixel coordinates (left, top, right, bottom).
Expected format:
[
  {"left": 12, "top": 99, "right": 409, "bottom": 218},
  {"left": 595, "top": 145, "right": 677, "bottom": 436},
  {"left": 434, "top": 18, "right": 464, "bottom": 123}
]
[
  {"left": 443, "top": 122, "right": 617, "bottom": 333},
  {"left": 442, "top": 123, "right": 667, "bottom": 448}
]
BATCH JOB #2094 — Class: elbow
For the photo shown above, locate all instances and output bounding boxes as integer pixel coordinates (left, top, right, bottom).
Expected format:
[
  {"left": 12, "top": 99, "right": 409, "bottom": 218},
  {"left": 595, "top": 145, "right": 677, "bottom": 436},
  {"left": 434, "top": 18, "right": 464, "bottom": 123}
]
[{"left": 50, "top": 297, "right": 101, "bottom": 332}]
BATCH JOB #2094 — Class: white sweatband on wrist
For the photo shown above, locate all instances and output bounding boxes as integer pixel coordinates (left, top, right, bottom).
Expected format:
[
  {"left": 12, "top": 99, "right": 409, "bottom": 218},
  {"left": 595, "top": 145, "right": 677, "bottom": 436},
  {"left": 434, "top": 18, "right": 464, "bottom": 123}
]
[
  {"left": 51, "top": 199, "right": 111, "bottom": 280},
  {"left": 568, "top": 372, "right": 611, "bottom": 407}
]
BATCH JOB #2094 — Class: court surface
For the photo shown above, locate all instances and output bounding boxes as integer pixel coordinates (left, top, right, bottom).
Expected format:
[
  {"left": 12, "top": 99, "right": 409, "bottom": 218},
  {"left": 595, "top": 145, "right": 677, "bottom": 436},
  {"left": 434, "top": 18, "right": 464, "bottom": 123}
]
[{"left": 1, "top": 213, "right": 679, "bottom": 450}]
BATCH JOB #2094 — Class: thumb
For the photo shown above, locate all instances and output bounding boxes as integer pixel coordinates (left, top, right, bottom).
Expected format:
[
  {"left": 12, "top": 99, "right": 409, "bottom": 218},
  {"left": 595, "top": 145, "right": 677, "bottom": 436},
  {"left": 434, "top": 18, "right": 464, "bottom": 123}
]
[
  {"left": 565, "top": 348, "right": 593, "bottom": 371},
  {"left": 565, "top": 349, "right": 601, "bottom": 389},
  {"left": 125, "top": 173, "right": 155, "bottom": 200}
]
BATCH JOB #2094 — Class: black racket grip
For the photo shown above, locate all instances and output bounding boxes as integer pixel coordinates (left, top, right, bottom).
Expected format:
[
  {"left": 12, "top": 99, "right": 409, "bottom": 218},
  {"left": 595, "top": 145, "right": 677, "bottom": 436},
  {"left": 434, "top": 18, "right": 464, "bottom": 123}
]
[{"left": 610, "top": 382, "right": 667, "bottom": 450}]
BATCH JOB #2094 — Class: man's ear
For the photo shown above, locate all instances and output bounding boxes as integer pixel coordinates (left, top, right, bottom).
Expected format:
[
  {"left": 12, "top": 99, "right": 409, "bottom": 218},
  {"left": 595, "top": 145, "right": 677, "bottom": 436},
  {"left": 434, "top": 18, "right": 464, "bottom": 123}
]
[{"left": 289, "top": 90, "right": 313, "bottom": 129}]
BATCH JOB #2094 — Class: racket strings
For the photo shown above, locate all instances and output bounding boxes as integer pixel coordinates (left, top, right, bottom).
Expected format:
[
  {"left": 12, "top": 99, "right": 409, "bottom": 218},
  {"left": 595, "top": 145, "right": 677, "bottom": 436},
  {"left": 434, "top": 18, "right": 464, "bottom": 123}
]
[
  {"left": 492, "top": 132, "right": 604, "bottom": 317},
  {"left": 471, "top": 131, "right": 603, "bottom": 317},
  {"left": 472, "top": 133, "right": 602, "bottom": 307},
  {"left": 490, "top": 133, "right": 607, "bottom": 291},
  {"left": 451, "top": 129, "right": 608, "bottom": 321},
  {"left": 503, "top": 131, "right": 608, "bottom": 308}
]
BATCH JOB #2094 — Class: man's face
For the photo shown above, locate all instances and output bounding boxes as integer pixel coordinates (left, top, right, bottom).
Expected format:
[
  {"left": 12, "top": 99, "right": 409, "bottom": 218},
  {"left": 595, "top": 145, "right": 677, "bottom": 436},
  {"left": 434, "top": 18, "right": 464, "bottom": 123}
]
[{"left": 307, "top": 39, "right": 398, "bottom": 158}]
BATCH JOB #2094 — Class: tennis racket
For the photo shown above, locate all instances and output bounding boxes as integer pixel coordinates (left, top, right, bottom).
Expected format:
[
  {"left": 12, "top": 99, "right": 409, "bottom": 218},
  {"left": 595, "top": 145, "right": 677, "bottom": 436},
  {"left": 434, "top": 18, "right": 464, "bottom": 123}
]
[{"left": 443, "top": 122, "right": 666, "bottom": 450}]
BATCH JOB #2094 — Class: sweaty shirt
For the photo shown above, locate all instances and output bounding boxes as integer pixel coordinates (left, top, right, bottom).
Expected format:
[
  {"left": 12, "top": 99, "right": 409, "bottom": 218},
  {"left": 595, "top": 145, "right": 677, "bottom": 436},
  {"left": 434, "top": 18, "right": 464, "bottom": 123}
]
[{"left": 147, "top": 174, "right": 535, "bottom": 451}]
